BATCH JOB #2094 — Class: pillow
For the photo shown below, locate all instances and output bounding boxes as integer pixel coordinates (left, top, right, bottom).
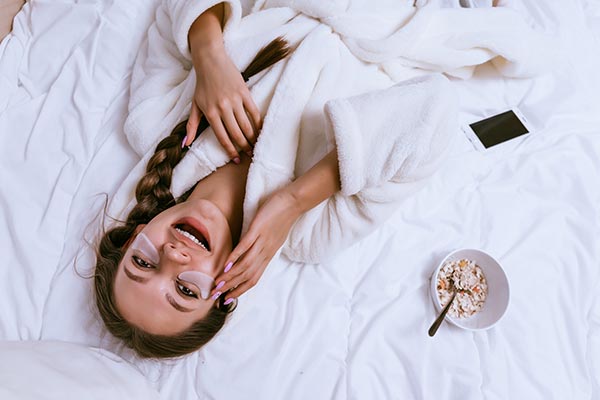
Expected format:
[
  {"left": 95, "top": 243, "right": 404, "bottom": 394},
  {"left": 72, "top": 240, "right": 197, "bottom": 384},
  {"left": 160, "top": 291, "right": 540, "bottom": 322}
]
[{"left": 0, "top": 340, "right": 160, "bottom": 400}]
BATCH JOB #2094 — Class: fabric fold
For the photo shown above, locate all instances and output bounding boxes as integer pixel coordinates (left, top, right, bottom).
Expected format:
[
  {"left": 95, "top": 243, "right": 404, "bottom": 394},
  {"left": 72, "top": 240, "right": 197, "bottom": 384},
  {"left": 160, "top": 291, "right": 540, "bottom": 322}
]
[
  {"left": 113, "top": 0, "right": 552, "bottom": 263},
  {"left": 283, "top": 74, "right": 457, "bottom": 263}
]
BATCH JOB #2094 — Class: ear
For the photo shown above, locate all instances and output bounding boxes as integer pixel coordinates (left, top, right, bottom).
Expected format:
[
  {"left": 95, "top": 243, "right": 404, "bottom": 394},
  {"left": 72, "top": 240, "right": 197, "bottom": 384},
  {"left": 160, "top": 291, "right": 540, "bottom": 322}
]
[{"left": 123, "top": 224, "right": 147, "bottom": 249}]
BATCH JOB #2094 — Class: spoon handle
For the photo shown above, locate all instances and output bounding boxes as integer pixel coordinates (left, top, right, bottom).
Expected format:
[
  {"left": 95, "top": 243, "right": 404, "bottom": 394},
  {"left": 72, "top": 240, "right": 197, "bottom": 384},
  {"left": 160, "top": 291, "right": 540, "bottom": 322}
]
[{"left": 428, "top": 291, "right": 457, "bottom": 337}]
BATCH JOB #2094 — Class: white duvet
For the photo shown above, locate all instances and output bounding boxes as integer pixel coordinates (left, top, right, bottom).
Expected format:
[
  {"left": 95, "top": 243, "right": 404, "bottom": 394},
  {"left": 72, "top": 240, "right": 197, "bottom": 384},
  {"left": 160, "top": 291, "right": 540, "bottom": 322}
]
[{"left": 0, "top": 1, "right": 599, "bottom": 399}]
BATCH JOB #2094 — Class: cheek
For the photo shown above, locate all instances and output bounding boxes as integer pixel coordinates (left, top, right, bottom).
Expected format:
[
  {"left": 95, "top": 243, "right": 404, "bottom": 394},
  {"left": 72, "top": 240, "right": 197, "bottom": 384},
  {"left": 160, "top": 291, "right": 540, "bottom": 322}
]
[
  {"left": 216, "top": 237, "right": 234, "bottom": 264},
  {"left": 139, "top": 204, "right": 186, "bottom": 239},
  {"left": 141, "top": 220, "right": 168, "bottom": 241}
]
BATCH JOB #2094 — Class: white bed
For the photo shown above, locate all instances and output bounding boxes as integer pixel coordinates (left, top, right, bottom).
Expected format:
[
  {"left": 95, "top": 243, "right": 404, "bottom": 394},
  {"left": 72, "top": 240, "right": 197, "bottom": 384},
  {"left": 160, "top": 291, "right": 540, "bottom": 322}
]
[{"left": 1, "top": 1, "right": 599, "bottom": 399}]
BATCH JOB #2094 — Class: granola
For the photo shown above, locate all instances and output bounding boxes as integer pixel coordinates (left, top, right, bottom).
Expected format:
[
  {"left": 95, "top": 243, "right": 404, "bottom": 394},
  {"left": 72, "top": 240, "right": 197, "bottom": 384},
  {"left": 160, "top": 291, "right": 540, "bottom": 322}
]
[{"left": 436, "top": 258, "right": 488, "bottom": 319}]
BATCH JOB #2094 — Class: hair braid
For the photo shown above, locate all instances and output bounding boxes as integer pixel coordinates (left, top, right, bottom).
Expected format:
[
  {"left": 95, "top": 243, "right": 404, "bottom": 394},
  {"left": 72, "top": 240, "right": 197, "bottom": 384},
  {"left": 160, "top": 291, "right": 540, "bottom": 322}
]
[{"left": 125, "top": 121, "right": 187, "bottom": 226}]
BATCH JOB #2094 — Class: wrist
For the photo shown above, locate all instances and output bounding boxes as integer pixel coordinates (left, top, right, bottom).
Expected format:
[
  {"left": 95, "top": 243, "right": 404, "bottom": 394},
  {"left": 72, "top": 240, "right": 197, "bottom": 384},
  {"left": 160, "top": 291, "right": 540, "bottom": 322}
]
[
  {"left": 281, "top": 182, "right": 309, "bottom": 217},
  {"left": 190, "top": 39, "right": 226, "bottom": 63},
  {"left": 278, "top": 185, "right": 305, "bottom": 219},
  {"left": 282, "top": 150, "right": 340, "bottom": 217}
]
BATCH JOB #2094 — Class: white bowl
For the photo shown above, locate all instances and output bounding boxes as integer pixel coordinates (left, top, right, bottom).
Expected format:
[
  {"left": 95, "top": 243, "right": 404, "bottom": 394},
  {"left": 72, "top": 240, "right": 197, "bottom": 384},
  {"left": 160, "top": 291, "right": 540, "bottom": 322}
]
[{"left": 430, "top": 248, "right": 510, "bottom": 331}]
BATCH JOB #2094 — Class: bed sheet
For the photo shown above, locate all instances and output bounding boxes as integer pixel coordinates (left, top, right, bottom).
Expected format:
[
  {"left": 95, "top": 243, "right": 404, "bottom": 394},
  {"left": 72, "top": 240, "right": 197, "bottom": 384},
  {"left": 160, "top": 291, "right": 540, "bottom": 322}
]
[{"left": 1, "top": 1, "right": 599, "bottom": 399}]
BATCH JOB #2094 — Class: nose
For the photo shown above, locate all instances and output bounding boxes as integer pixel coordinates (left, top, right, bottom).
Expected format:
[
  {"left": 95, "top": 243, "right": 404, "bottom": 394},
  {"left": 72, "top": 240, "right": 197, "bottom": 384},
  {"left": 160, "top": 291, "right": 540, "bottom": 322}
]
[{"left": 163, "top": 242, "right": 191, "bottom": 264}]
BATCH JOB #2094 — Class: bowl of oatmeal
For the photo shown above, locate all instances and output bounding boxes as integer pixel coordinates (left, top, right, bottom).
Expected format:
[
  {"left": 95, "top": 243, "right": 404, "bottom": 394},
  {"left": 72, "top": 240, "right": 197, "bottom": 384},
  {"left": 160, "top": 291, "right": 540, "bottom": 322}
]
[{"left": 430, "top": 248, "right": 510, "bottom": 331}]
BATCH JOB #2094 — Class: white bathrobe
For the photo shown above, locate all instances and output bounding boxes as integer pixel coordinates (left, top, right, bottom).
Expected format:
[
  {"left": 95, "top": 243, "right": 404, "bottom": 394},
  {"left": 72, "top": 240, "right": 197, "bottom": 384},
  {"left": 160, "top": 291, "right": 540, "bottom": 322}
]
[{"left": 111, "top": 0, "right": 552, "bottom": 263}]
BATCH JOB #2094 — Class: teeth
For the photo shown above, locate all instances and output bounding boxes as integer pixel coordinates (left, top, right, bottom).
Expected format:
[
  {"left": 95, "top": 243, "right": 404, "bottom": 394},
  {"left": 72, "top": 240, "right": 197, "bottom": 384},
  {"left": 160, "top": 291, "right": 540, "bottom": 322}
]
[{"left": 175, "top": 227, "right": 207, "bottom": 250}]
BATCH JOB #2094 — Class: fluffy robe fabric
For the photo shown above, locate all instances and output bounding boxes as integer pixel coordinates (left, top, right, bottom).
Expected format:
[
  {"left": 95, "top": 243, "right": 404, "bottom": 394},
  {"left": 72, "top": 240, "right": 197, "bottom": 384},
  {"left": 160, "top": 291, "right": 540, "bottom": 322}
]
[{"left": 112, "top": 0, "right": 552, "bottom": 263}]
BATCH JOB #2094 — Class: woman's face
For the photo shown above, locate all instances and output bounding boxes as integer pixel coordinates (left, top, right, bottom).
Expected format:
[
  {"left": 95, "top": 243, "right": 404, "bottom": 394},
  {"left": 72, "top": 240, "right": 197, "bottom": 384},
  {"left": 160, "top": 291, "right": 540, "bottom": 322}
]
[{"left": 114, "top": 199, "right": 232, "bottom": 335}]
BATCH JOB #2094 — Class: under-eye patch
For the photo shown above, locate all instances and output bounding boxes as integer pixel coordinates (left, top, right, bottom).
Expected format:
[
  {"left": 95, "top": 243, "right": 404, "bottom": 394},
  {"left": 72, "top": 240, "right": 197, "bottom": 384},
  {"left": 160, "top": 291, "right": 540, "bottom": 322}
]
[
  {"left": 129, "top": 233, "right": 160, "bottom": 265},
  {"left": 178, "top": 271, "right": 215, "bottom": 300}
]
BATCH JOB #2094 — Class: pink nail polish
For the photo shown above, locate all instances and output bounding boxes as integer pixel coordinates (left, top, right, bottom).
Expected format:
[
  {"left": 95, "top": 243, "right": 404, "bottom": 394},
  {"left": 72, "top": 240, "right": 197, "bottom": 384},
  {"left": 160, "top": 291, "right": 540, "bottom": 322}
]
[
  {"left": 224, "top": 298, "right": 235, "bottom": 305},
  {"left": 224, "top": 262, "right": 233, "bottom": 273},
  {"left": 181, "top": 136, "right": 187, "bottom": 149},
  {"left": 211, "top": 291, "right": 222, "bottom": 301},
  {"left": 216, "top": 281, "right": 225, "bottom": 290},
  {"left": 233, "top": 157, "right": 241, "bottom": 164}
]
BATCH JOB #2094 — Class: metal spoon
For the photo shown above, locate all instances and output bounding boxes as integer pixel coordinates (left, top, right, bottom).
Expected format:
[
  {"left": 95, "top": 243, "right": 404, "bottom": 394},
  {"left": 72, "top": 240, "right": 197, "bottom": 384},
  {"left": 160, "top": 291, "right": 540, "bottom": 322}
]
[{"left": 428, "top": 288, "right": 457, "bottom": 337}]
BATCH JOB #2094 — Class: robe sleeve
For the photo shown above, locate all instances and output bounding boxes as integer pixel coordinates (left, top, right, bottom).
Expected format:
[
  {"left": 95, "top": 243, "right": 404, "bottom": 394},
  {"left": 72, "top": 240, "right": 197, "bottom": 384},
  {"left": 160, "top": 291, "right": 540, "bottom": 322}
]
[{"left": 283, "top": 74, "right": 459, "bottom": 263}]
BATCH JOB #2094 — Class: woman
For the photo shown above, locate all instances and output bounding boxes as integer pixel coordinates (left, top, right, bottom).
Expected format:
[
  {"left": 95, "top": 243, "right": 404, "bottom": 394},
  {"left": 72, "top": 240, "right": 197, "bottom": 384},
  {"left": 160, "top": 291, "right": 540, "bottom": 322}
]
[
  {"left": 95, "top": 4, "right": 346, "bottom": 358},
  {"left": 95, "top": 1, "right": 457, "bottom": 358}
]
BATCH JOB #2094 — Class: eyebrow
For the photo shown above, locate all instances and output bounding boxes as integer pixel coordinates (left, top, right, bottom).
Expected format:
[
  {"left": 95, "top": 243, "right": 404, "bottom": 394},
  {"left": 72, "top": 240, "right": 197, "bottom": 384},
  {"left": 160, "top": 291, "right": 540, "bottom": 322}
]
[
  {"left": 123, "top": 266, "right": 193, "bottom": 313},
  {"left": 166, "top": 293, "right": 193, "bottom": 313},
  {"left": 124, "top": 267, "right": 148, "bottom": 283}
]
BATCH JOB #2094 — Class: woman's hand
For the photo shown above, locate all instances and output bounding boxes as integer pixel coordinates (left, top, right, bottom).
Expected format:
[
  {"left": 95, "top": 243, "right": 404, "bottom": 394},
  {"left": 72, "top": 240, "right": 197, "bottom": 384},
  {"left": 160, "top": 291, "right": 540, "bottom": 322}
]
[
  {"left": 210, "top": 189, "right": 302, "bottom": 302},
  {"left": 211, "top": 150, "right": 341, "bottom": 303},
  {"left": 185, "top": 45, "right": 262, "bottom": 162},
  {"left": 185, "top": 4, "right": 262, "bottom": 163}
]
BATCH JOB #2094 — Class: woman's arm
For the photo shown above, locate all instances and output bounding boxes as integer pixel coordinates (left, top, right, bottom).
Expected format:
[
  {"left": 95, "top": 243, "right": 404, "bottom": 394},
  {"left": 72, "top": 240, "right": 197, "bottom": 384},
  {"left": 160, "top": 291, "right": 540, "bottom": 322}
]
[
  {"left": 185, "top": 3, "right": 262, "bottom": 163},
  {"left": 285, "top": 150, "right": 341, "bottom": 215},
  {"left": 187, "top": 3, "right": 224, "bottom": 52},
  {"left": 210, "top": 150, "right": 341, "bottom": 302}
]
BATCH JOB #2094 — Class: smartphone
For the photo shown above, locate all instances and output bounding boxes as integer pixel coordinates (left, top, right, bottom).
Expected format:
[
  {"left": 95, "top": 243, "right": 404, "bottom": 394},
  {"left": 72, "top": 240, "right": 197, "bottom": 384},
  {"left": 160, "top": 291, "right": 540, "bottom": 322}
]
[
  {"left": 463, "top": 108, "right": 531, "bottom": 151},
  {"left": 459, "top": 0, "right": 494, "bottom": 7}
]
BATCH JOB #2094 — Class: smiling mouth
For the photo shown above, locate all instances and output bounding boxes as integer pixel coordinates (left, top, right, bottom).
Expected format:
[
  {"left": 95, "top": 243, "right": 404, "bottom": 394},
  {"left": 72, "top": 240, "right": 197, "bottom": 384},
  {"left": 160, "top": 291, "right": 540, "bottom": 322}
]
[{"left": 174, "top": 219, "right": 211, "bottom": 251}]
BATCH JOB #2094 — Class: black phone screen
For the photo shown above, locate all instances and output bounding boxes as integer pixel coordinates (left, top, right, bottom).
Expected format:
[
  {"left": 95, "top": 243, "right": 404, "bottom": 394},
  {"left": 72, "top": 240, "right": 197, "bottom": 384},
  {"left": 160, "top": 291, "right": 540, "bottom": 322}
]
[{"left": 469, "top": 110, "right": 529, "bottom": 148}]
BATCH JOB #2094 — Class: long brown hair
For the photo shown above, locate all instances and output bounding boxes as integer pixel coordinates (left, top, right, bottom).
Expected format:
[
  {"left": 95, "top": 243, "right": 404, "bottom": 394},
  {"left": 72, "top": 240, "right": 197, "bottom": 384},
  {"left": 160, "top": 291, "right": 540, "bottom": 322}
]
[{"left": 94, "top": 38, "right": 290, "bottom": 359}]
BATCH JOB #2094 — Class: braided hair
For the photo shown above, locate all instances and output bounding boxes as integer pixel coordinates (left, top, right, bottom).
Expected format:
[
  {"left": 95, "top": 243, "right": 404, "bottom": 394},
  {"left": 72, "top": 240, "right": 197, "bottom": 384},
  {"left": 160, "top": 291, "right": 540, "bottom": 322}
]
[{"left": 94, "top": 38, "right": 290, "bottom": 358}]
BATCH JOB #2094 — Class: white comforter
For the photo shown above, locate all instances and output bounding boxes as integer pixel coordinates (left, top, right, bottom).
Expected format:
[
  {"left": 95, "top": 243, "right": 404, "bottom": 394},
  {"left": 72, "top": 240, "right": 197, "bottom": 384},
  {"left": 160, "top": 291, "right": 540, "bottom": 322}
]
[{"left": 0, "top": 1, "right": 599, "bottom": 399}]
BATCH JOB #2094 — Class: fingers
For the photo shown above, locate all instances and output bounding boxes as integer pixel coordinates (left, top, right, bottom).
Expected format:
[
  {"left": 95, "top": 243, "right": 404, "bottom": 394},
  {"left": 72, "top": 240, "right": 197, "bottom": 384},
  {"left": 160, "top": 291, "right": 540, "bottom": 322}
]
[
  {"left": 243, "top": 94, "right": 262, "bottom": 133},
  {"left": 223, "top": 108, "right": 252, "bottom": 156},
  {"left": 205, "top": 111, "right": 239, "bottom": 161},
  {"left": 233, "top": 104, "right": 256, "bottom": 147},
  {"left": 223, "top": 275, "right": 260, "bottom": 300},
  {"left": 244, "top": 93, "right": 262, "bottom": 133},
  {"left": 185, "top": 102, "right": 202, "bottom": 147},
  {"left": 211, "top": 247, "right": 263, "bottom": 301},
  {"left": 229, "top": 236, "right": 253, "bottom": 268},
  {"left": 211, "top": 233, "right": 259, "bottom": 299},
  {"left": 213, "top": 232, "right": 256, "bottom": 286},
  {"left": 198, "top": 88, "right": 261, "bottom": 161}
]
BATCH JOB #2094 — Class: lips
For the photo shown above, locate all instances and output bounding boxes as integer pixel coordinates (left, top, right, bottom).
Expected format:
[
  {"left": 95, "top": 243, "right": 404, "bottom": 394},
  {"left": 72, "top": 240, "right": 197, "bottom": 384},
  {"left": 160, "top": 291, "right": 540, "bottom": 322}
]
[{"left": 173, "top": 217, "right": 211, "bottom": 251}]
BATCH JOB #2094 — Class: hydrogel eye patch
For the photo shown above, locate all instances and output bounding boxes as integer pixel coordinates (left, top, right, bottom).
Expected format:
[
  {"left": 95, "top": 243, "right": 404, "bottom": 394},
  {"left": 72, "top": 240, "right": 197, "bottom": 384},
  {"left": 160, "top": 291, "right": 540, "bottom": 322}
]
[
  {"left": 178, "top": 271, "right": 215, "bottom": 300},
  {"left": 129, "top": 233, "right": 215, "bottom": 300},
  {"left": 130, "top": 233, "right": 160, "bottom": 265}
]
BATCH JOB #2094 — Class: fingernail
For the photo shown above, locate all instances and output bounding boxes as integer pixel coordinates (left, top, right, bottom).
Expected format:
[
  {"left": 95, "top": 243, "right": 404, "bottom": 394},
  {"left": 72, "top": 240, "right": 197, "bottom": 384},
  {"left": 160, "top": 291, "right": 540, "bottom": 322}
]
[
  {"left": 246, "top": 150, "right": 253, "bottom": 157},
  {"left": 181, "top": 135, "right": 187, "bottom": 149},
  {"left": 211, "top": 291, "right": 222, "bottom": 301},
  {"left": 224, "top": 298, "right": 235, "bottom": 305},
  {"left": 233, "top": 157, "right": 241, "bottom": 164},
  {"left": 215, "top": 281, "right": 225, "bottom": 290},
  {"left": 224, "top": 262, "right": 233, "bottom": 273}
]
